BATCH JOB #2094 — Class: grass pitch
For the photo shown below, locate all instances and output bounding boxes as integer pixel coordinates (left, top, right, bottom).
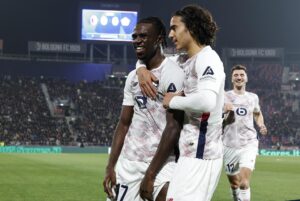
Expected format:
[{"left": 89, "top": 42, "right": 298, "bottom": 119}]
[{"left": 1, "top": 154, "right": 300, "bottom": 201}]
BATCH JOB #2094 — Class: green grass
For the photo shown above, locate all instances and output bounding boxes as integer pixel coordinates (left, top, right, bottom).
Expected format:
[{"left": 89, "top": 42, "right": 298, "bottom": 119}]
[{"left": 1, "top": 154, "right": 300, "bottom": 201}]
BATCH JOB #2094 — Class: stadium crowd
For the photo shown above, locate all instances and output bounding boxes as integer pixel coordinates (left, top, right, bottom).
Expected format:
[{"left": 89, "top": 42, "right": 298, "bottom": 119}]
[{"left": 0, "top": 62, "right": 299, "bottom": 149}]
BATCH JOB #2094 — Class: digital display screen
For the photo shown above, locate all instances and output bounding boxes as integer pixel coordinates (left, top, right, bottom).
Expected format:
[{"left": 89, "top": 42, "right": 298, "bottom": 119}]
[{"left": 81, "top": 9, "right": 138, "bottom": 42}]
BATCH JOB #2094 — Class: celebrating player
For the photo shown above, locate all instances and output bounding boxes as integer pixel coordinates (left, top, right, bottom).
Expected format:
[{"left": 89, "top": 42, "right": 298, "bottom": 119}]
[
  {"left": 103, "top": 16, "right": 184, "bottom": 201},
  {"left": 223, "top": 64, "right": 267, "bottom": 201},
  {"left": 136, "top": 5, "right": 225, "bottom": 200}
]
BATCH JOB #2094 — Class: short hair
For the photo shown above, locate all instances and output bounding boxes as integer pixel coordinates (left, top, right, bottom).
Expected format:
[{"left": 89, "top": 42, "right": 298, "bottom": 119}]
[
  {"left": 173, "top": 5, "right": 218, "bottom": 46},
  {"left": 231, "top": 64, "right": 247, "bottom": 75},
  {"left": 137, "top": 16, "right": 167, "bottom": 48}
]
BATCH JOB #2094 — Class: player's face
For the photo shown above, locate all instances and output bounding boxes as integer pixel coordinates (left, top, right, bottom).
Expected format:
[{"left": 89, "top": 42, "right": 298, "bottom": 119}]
[
  {"left": 132, "top": 23, "right": 159, "bottom": 61},
  {"left": 169, "top": 16, "right": 193, "bottom": 51},
  {"left": 232, "top": 69, "right": 248, "bottom": 88}
]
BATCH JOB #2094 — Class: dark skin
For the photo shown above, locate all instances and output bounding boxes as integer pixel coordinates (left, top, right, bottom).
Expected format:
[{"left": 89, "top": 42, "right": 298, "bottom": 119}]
[
  {"left": 139, "top": 109, "right": 183, "bottom": 201},
  {"left": 103, "top": 106, "right": 133, "bottom": 199},
  {"left": 103, "top": 22, "right": 184, "bottom": 201}
]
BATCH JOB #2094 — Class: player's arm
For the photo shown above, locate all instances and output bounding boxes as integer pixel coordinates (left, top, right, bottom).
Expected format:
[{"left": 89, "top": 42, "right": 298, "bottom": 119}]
[
  {"left": 253, "top": 95, "right": 267, "bottom": 135},
  {"left": 163, "top": 89, "right": 217, "bottom": 113},
  {"left": 140, "top": 109, "right": 184, "bottom": 201},
  {"left": 136, "top": 60, "right": 158, "bottom": 99},
  {"left": 254, "top": 111, "right": 267, "bottom": 135},
  {"left": 163, "top": 57, "right": 222, "bottom": 113},
  {"left": 103, "top": 106, "right": 133, "bottom": 199}
]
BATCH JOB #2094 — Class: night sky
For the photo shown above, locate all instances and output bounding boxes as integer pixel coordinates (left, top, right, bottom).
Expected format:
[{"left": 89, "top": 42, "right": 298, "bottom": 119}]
[{"left": 0, "top": 0, "right": 300, "bottom": 54}]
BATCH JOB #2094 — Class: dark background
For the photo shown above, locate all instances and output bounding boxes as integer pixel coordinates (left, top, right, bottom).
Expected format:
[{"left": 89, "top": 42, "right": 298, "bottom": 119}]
[{"left": 0, "top": 0, "right": 299, "bottom": 54}]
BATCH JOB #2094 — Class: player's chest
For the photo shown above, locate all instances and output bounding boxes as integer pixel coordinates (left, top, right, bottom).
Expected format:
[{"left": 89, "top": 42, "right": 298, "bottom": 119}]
[
  {"left": 182, "top": 61, "right": 198, "bottom": 95},
  {"left": 230, "top": 96, "right": 255, "bottom": 116}
]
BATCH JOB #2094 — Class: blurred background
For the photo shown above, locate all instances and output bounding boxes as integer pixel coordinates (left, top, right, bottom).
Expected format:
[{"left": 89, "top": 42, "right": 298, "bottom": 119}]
[{"left": 0, "top": 0, "right": 299, "bottom": 150}]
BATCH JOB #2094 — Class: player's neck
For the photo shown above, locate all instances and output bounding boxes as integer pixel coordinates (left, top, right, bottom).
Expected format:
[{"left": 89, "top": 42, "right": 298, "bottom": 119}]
[
  {"left": 233, "top": 86, "right": 246, "bottom": 95},
  {"left": 186, "top": 42, "right": 205, "bottom": 58},
  {"left": 145, "top": 51, "right": 165, "bottom": 70}
]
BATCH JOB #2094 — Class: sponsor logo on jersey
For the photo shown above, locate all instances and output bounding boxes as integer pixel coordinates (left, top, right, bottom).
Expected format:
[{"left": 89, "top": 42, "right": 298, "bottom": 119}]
[
  {"left": 202, "top": 66, "right": 214, "bottom": 76},
  {"left": 167, "top": 83, "right": 177, "bottom": 92},
  {"left": 236, "top": 107, "right": 247, "bottom": 116}
]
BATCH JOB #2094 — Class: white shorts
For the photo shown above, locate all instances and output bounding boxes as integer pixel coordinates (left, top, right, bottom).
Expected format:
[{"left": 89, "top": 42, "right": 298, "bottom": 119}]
[
  {"left": 223, "top": 146, "right": 258, "bottom": 176},
  {"left": 112, "top": 157, "right": 175, "bottom": 201},
  {"left": 166, "top": 157, "right": 223, "bottom": 201}
]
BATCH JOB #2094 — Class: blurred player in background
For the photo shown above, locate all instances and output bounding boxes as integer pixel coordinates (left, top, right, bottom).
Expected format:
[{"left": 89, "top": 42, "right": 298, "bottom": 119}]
[
  {"left": 103, "top": 16, "right": 184, "bottom": 201},
  {"left": 223, "top": 64, "right": 268, "bottom": 201},
  {"left": 136, "top": 5, "right": 225, "bottom": 200}
]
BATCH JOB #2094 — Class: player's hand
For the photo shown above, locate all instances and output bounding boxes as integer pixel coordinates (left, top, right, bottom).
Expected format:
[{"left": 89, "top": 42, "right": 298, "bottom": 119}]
[
  {"left": 259, "top": 124, "right": 267, "bottom": 135},
  {"left": 163, "top": 91, "right": 184, "bottom": 109},
  {"left": 140, "top": 173, "right": 154, "bottom": 201},
  {"left": 137, "top": 67, "right": 158, "bottom": 99},
  {"left": 223, "top": 110, "right": 235, "bottom": 129},
  {"left": 223, "top": 103, "right": 234, "bottom": 114},
  {"left": 103, "top": 168, "right": 116, "bottom": 200}
]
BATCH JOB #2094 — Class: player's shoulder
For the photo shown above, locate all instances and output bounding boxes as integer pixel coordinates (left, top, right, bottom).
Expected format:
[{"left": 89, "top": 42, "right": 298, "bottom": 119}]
[
  {"left": 197, "top": 46, "right": 220, "bottom": 61},
  {"left": 125, "top": 70, "right": 137, "bottom": 84},
  {"left": 245, "top": 91, "right": 259, "bottom": 99},
  {"left": 225, "top": 90, "right": 234, "bottom": 95},
  {"left": 195, "top": 46, "right": 223, "bottom": 70},
  {"left": 161, "top": 57, "right": 183, "bottom": 73},
  {"left": 127, "top": 69, "right": 136, "bottom": 78}
]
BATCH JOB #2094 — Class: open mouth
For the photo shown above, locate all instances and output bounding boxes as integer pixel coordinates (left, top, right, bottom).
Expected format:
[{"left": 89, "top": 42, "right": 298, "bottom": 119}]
[{"left": 135, "top": 46, "right": 145, "bottom": 54}]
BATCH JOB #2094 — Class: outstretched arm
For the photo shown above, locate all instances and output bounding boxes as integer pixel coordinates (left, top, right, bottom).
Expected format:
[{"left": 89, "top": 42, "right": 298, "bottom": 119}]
[
  {"left": 136, "top": 60, "right": 158, "bottom": 99},
  {"left": 103, "top": 106, "right": 133, "bottom": 200},
  {"left": 139, "top": 109, "right": 184, "bottom": 201}
]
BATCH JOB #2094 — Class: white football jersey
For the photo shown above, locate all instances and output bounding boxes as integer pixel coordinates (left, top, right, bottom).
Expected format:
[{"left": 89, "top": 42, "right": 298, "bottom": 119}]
[
  {"left": 222, "top": 90, "right": 260, "bottom": 148},
  {"left": 179, "top": 46, "right": 225, "bottom": 160},
  {"left": 121, "top": 58, "right": 185, "bottom": 162}
]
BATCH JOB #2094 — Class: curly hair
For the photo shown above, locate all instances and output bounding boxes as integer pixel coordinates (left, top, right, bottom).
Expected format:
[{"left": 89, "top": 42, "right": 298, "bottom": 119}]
[
  {"left": 137, "top": 16, "right": 167, "bottom": 48},
  {"left": 173, "top": 5, "right": 218, "bottom": 46}
]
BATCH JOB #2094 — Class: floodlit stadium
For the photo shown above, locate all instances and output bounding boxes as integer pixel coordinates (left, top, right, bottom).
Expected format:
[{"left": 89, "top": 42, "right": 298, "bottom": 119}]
[{"left": 1, "top": 0, "right": 300, "bottom": 201}]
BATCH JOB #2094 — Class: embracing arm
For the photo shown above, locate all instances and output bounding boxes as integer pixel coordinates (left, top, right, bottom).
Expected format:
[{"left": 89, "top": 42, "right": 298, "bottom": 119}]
[
  {"left": 136, "top": 60, "right": 158, "bottom": 99},
  {"left": 103, "top": 106, "right": 133, "bottom": 199},
  {"left": 164, "top": 89, "right": 217, "bottom": 113}
]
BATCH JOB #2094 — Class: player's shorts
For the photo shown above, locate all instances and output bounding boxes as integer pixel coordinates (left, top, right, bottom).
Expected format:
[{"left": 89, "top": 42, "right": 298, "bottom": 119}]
[
  {"left": 166, "top": 156, "right": 223, "bottom": 201},
  {"left": 223, "top": 145, "right": 258, "bottom": 176},
  {"left": 112, "top": 156, "right": 175, "bottom": 201}
]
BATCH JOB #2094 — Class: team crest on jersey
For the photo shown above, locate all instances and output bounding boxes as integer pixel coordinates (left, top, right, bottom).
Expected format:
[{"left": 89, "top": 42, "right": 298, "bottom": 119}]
[
  {"left": 135, "top": 96, "right": 147, "bottom": 109},
  {"left": 202, "top": 66, "right": 214, "bottom": 76},
  {"left": 236, "top": 107, "right": 247, "bottom": 116},
  {"left": 167, "top": 83, "right": 177, "bottom": 92}
]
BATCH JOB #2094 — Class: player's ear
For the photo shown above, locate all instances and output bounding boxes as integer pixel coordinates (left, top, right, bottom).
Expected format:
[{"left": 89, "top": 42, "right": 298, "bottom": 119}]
[{"left": 156, "top": 34, "right": 163, "bottom": 46}]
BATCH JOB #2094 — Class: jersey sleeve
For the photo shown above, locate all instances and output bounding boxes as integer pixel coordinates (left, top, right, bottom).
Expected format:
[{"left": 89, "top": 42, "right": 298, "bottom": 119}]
[
  {"left": 122, "top": 71, "right": 135, "bottom": 106},
  {"left": 253, "top": 94, "right": 261, "bottom": 113},
  {"left": 195, "top": 53, "right": 225, "bottom": 94}
]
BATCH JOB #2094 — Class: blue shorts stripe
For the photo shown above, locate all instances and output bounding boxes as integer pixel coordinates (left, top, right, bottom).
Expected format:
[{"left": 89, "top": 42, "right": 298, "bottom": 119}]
[{"left": 196, "top": 113, "right": 210, "bottom": 159}]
